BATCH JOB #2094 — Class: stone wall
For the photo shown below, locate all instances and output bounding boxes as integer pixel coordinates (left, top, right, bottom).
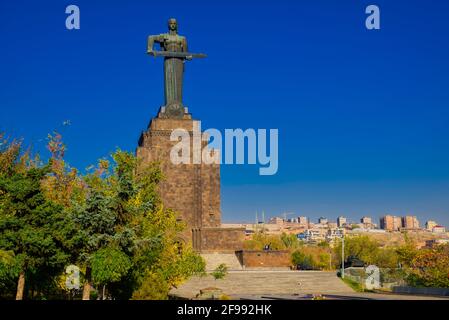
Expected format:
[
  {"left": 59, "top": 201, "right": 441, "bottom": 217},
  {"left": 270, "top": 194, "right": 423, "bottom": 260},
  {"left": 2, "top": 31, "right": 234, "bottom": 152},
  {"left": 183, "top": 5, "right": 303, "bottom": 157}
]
[
  {"left": 236, "top": 250, "right": 292, "bottom": 269},
  {"left": 137, "top": 114, "right": 244, "bottom": 252},
  {"left": 193, "top": 227, "right": 245, "bottom": 253},
  {"left": 137, "top": 117, "right": 221, "bottom": 236}
]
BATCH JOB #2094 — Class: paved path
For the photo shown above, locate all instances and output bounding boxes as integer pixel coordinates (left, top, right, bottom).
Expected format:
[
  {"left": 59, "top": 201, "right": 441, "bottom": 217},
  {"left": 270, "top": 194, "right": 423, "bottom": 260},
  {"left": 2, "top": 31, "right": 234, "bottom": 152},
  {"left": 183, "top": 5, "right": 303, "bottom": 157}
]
[
  {"left": 170, "top": 271, "right": 449, "bottom": 300},
  {"left": 170, "top": 271, "right": 355, "bottom": 299}
]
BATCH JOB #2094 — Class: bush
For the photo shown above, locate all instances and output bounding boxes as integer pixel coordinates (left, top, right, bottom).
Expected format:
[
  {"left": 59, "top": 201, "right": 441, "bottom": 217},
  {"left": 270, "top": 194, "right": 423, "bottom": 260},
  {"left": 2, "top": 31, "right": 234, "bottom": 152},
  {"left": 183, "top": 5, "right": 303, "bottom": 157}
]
[
  {"left": 406, "top": 244, "right": 449, "bottom": 288},
  {"left": 212, "top": 264, "right": 228, "bottom": 281},
  {"left": 292, "top": 247, "right": 332, "bottom": 270}
]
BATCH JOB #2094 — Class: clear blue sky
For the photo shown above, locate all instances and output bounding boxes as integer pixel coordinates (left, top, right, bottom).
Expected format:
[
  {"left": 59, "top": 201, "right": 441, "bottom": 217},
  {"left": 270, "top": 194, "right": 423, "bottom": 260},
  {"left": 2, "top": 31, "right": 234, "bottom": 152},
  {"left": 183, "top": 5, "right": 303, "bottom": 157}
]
[{"left": 1, "top": 0, "right": 449, "bottom": 226}]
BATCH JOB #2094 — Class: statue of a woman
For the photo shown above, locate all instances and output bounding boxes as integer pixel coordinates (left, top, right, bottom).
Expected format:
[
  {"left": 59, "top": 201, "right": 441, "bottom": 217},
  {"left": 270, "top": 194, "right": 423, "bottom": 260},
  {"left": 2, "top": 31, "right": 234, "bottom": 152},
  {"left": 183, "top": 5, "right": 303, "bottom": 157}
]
[{"left": 147, "top": 18, "right": 205, "bottom": 118}]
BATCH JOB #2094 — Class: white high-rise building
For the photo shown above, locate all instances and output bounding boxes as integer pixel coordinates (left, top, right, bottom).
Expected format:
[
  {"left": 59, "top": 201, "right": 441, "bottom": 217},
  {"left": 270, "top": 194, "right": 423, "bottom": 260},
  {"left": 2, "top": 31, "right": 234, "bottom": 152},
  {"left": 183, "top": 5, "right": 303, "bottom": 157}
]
[
  {"left": 298, "top": 216, "right": 308, "bottom": 226},
  {"left": 361, "top": 216, "right": 372, "bottom": 224},
  {"left": 426, "top": 220, "right": 437, "bottom": 231},
  {"left": 337, "top": 216, "right": 347, "bottom": 227},
  {"left": 318, "top": 217, "right": 328, "bottom": 225}
]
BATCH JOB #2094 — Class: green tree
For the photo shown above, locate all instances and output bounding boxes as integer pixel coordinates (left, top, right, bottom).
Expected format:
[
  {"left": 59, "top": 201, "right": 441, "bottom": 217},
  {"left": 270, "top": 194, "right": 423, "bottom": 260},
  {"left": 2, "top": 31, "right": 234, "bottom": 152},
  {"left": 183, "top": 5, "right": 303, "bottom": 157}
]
[
  {"left": 90, "top": 247, "right": 132, "bottom": 298},
  {"left": 69, "top": 187, "right": 120, "bottom": 299},
  {"left": 1, "top": 133, "right": 205, "bottom": 300},
  {"left": 291, "top": 247, "right": 332, "bottom": 270},
  {"left": 0, "top": 250, "right": 16, "bottom": 297},
  {"left": 69, "top": 150, "right": 205, "bottom": 299},
  {"left": 0, "top": 136, "right": 70, "bottom": 300},
  {"left": 281, "top": 233, "right": 301, "bottom": 250},
  {"left": 374, "top": 248, "right": 399, "bottom": 268},
  {"left": 333, "top": 236, "right": 380, "bottom": 266},
  {"left": 292, "top": 250, "right": 313, "bottom": 270},
  {"left": 244, "top": 232, "right": 287, "bottom": 251},
  {"left": 396, "top": 237, "right": 418, "bottom": 268},
  {"left": 406, "top": 244, "right": 449, "bottom": 288}
]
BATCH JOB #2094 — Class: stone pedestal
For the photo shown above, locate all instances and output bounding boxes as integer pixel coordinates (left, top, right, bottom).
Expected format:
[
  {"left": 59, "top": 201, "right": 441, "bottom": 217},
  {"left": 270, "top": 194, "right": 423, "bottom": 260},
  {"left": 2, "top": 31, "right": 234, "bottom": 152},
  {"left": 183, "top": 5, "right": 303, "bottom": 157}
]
[{"left": 137, "top": 108, "right": 244, "bottom": 251}]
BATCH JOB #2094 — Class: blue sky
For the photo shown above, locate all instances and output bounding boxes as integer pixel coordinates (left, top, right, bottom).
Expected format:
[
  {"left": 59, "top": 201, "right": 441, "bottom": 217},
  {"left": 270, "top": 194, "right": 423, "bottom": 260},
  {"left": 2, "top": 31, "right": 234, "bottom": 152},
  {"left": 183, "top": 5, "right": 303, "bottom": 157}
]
[{"left": 1, "top": 0, "right": 449, "bottom": 226}]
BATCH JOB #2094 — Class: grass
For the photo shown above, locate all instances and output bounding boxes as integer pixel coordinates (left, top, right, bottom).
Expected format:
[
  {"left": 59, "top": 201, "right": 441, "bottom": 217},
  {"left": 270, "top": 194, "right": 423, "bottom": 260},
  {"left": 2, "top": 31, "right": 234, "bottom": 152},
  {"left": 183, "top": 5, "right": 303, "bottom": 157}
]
[{"left": 340, "top": 277, "right": 365, "bottom": 292}]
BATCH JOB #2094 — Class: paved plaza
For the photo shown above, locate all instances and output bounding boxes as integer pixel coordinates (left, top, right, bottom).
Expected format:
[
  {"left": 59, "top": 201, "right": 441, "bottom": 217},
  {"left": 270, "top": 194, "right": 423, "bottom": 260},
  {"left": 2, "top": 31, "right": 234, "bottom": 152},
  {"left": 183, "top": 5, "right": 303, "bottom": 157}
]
[
  {"left": 170, "top": 271, "right": 449, "bottom": 300},
  {"left": 171, "top": 271, "right": 354, "bottom": 298}
]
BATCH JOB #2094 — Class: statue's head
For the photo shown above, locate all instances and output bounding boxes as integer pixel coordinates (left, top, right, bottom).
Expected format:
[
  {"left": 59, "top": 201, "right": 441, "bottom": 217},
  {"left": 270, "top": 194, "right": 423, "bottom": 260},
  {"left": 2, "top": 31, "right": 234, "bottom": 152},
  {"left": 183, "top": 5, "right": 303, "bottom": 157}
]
[{"left": 168, "top": 18, "right": 178, "bottom": 32}]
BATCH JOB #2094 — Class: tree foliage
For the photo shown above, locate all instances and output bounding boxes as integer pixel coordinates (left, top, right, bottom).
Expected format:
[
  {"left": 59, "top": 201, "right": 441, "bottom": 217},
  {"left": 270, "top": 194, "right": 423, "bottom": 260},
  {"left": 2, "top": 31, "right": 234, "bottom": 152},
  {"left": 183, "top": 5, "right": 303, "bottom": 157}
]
[
  {"left": 406, "top": 244, "right": 449, "bottom": 288},
  {"left": 0, "top": 132, "right": 205, "bottom": 300},
  {"left": 244, "top": 232, "right": 299, "bottom": 251},
  {"left": 91, "top": 247, "right": 132, "bottom": 286},
  {"left": 292, "top": 246, "right": 332, "bottom": 270},
  {"left": 0, "top": 134, "right": 70, "bottom": 299}
]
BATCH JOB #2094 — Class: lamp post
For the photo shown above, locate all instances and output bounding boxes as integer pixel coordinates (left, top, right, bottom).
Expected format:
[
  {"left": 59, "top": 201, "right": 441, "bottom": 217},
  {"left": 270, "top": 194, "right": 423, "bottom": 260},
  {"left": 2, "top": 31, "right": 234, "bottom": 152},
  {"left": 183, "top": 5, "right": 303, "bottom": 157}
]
[{"left": 341, "top": 236, "right": 345, "bottom": 279}]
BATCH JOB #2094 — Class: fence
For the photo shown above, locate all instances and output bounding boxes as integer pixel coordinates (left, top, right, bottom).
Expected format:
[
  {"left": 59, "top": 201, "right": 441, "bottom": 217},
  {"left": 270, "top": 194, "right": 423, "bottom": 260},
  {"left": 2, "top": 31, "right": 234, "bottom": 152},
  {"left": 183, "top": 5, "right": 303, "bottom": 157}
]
[
  {"left": 391, "top": 286, "right": 449, "bottom": 296},
  {"left": 344, "top": 267, "right": 407, "bottom": 291}
]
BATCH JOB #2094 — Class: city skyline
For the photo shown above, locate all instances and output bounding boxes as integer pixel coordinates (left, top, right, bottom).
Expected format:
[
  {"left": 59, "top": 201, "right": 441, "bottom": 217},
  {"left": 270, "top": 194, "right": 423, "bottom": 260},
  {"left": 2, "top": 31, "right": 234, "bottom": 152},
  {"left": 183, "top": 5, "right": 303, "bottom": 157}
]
[{"left": 231, "top": 211, "right": 445, "bottom": 229}]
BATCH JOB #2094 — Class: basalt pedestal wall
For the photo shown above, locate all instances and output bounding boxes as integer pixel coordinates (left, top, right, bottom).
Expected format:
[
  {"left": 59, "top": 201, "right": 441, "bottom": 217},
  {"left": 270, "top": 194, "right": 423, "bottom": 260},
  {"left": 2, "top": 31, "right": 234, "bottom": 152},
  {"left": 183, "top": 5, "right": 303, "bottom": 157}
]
[{"left": 137, "top": 112, "right": 244, "bottom": 252}]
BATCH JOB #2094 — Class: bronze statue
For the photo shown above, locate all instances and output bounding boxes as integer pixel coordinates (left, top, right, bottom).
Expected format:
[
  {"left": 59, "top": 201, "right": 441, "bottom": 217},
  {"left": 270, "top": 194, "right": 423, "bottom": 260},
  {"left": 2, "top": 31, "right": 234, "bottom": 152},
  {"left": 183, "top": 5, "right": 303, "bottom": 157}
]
[{"left": 147, "top": 18, "right": 206, "bottom": 118}]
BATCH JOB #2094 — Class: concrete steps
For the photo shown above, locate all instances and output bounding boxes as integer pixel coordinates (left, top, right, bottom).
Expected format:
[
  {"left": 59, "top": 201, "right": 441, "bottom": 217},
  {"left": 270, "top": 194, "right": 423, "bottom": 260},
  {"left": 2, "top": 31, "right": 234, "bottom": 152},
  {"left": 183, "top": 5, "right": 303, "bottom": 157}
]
[
  {"left": 201, "top": 253, "right": 243, "bottom": 271},
  {"left": 170, "top": 271, "right": 355, "bottom": 299}
]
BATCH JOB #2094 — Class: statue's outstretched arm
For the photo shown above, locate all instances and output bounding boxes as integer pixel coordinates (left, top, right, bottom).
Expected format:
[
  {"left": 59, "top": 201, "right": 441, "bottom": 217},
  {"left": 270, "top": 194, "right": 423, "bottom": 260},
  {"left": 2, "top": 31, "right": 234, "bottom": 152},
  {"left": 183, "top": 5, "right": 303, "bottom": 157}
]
[{"left": 147, "top": 35, "right": 162, "bottom": 55}]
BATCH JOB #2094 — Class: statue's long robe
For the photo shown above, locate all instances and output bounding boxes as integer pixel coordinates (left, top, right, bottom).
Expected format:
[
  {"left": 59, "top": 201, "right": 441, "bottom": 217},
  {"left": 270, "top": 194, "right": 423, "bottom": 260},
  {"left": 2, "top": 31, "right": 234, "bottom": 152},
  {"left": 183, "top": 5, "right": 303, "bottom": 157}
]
[{"left": 164, "top": 57, "right": 184, "bottom": 106}]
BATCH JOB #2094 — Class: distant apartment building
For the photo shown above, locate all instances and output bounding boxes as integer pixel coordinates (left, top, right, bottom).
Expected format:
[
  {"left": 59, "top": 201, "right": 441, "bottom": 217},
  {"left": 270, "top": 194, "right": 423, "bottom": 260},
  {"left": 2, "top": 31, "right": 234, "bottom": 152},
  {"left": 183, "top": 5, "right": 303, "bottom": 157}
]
[
  {"left": 352, "top": 223, "right": 366, "bottom": 230},
  {"left": 269, "top": 217, "right": 284, "bottom": 225},
  {"left": 361, "top": 216, "right": 372, "bottom": 224},
  {"left": 318, "top": 217, "right": 328, "bottom": 225},
  {"left": 432, "top": 225, "right": 446, "bottom": 234},
  {"left": 402, "top": 216, "right": 420, "bottom": 230},
  {"left": 380, "top": 215, "right": 402, "bottom": 231},
  {"left": 326, "top": 228, "right": 345, "bottom": 242},
  {"left": 297, "top": 229, "right": 326, "bottom": 243},
  {"left": 298, "top": 216, "right": 308, "bottom": 226},
  {"left": 328, "top": 222, "right": 338, "bottom": 229},
  {"left": 337, "top": 216, "right": 347, "bottom": 227},
  {"left": 348, "top": 228, "right": 386, "bottom": 234},
  {"left": 426, "top": 220, "right": 437, "bottom": 231},
  {"left": 360, "top": 216, "right": 375, "bottom": 229}
]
